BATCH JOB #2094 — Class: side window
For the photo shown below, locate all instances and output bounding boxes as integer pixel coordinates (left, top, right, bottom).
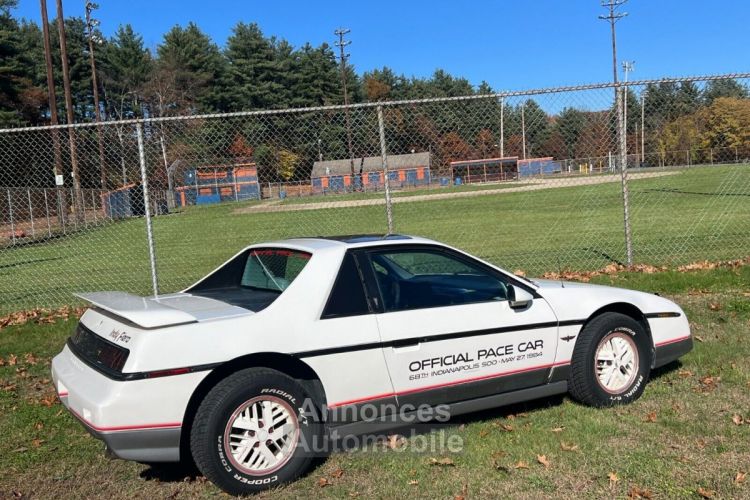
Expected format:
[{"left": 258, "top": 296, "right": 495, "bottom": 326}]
[
  {"left": 321, "top": 252, "right": 371, "bottom": 319},
  {"left": 369, "top": 248, "right": 510, "bottom": 312}
]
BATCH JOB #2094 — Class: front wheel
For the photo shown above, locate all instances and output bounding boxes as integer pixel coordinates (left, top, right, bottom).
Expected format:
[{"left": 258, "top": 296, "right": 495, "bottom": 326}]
[
  {"left": 190, "top": 368, "right": 322, "bottom": 495},
  {"left": 569, "top": 312, "right": 651, "bottom": 407}
]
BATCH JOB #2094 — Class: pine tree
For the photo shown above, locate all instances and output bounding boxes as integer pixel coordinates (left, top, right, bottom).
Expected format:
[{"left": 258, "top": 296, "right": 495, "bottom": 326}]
[
  {"left": 151, "top": 22, "right": 227, "bottom": 114},
  {"left": 101, "top": 24, "right": 152, "bottom": 119},
  {"left": 225, "top": 22, "right": 286, "bottom": 110}
]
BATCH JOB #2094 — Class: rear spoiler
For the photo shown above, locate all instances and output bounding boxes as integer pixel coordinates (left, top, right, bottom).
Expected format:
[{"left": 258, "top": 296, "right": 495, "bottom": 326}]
[{"left": 75, "top": 291, "right": 197, "bottom": 329}]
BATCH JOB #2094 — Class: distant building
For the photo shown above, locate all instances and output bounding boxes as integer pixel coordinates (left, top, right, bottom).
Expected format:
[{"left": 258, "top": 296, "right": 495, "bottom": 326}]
[
  {"left": 311, "top": 152, "right": 431, "bottom": 192},
  {"left": 449, "top": 156, "right": 561, "bottom": 183},
  {"left": 174, "top": 163, "right": 260, "bottom": 206}
]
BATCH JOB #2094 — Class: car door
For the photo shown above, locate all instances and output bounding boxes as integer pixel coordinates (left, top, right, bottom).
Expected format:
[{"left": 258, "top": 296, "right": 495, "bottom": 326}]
[
  {"left": 297, "top": 251, "right": 397, "bottom": 425},
  {"left": 363, "top": 245, "right": 559, "bottom": 408}
]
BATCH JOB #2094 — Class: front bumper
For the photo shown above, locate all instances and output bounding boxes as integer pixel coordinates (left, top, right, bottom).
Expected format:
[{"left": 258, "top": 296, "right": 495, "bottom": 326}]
[
  {"left": 51, "top": 345, "right": 207, "bottom": 462},
  {"left": 654, "top": 335, "right": 693, "bottom": 369}
]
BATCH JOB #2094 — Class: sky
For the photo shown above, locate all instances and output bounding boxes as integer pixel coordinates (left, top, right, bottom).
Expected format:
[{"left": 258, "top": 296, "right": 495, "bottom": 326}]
[{"left": 11, "top": 0, "right": 750, "bottom": 92}]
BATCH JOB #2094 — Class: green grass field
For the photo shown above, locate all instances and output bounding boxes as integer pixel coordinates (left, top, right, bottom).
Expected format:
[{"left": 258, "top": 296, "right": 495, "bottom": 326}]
[
  {"left": 1, "top": 164, "right": 748, "bottom": 313},
  {"left": 1, "top": 266, "right": 749, "bottom": 498}
]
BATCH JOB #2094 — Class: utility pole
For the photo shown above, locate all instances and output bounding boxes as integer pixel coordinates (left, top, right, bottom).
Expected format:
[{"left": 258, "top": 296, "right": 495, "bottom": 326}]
[
  {"left": 40, "top": 0, "right": 65, "bottom": 225},
  {"left": 599, "top": 0, "right": 632, "bottom": 266},
  {"left": 85, "top": 0, "right": 107, "bottom": 189},
  {"left": 334, "top": 28, "right": 356, "bottom": 189},
  {"left": 55, "top": 0, "right": 83, "bottom": 221},
  {"left": 39, "top": 5, "right": 63, "bottom": 172}
]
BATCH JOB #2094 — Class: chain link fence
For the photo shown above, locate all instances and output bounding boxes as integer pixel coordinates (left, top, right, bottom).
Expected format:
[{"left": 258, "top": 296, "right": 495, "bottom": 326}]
[{"left": 1, "top": 73, "right": 749, "bottom": 313}]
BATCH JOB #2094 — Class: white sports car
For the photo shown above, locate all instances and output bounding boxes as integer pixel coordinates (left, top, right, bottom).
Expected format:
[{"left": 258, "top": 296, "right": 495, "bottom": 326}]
[{"left": 51, "top": 235, "right": 692, "bottom": 495}]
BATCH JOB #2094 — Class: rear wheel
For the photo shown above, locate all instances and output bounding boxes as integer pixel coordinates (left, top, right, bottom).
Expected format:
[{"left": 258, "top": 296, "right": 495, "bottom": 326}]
[
  {"left": 569, "top": 312, "right": 651, "bottom": 407},
  {"left": 190, "top": 368, "right": 322, "bottom": 495}
]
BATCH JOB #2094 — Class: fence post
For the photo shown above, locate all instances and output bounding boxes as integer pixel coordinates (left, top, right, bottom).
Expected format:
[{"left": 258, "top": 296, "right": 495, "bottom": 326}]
[
  {"left": 7, "top": 189, "right": 15, "bottom": 245},
  {"left": 136, "top": 123, "right": 159, "bottom": 297},
  {"left": 27, "top": 188, "right": 35, "bottom": 238},
  {"left": 43, "top": 188, "right": 52, "bottom": 237},
  {"left": 377, "top": 105, "right": 394, "bottom": 234},
  {"left": 616, "top": 85, "right": 634, "bottom": 267}
]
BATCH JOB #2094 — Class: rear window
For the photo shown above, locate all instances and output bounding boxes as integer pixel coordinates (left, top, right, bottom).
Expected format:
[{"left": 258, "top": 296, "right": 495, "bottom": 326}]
[
  {"left": 188, "top": 248, "right": 311, "bottom": 311},
  {"left": 242, "top": 249, "right": 310, "bottom": 292}
]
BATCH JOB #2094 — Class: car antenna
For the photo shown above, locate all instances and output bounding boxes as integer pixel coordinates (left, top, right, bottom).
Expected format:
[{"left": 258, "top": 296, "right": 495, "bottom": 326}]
[{"left": 556, "top": 256, "right": 565, "bottom": 288}]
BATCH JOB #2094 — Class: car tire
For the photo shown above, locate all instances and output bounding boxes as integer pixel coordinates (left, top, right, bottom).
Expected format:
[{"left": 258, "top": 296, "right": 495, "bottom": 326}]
[
  {"left": 568, "top": 312, "right": 651, "bottom": 407},
  {"left": 190, "top": 368, "right": 322, "bottom": 495}
]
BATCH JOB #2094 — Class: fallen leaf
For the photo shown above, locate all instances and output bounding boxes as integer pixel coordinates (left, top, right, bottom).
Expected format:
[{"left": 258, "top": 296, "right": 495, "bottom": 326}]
[
  {"left": 732, "top": 414, "right": 744, "bottom": 426},
  {"left": 608, "top": 472, "right": 619, "bottom": 487},
  {"left": 8, "top": 354, "right": 17, "bottom": 366},
  {"left": 496, "top": 423, "right": 513, "bottom": 432},
  {"left": 644, "top": 411, "right": 657, "bottom": 423},
  {"left": 735, "top": 472, "right": 747, "bottom": 484},
  {"left": 536, "top": 454, "right": 550, "bottom": 468},
  {"left": 697, "top": 486, "right": 715, "bottom": 498},
  {"left": 331, "top": 468, "right": 344, "bottom": 478},
  {"left": 560, "top": 441, "right": 579, "bottom": 452},
  {"left": 627, "top": 486, "right": 653, "bottom": 499},
  {"left": 514, "top": 269, "right": 526, "bottom": 277},
  {"left": 678, "top": 370, "right": 694, "bottom": 378},
  {"left": 317, "top": 477, "right": 330, "bottom": 488},
  {"left": 33, "top": 422, "right": 44, "bottom": 431},
  {"left": 39, "top": 394, "right": 57, "bottom": 407},
  {"left": 550, "top": 426, "right": 565, "bottom": 433},
  {"left": 31, "top": 439, "right": 44, "bottom": 448},
  {"left": 479, "top": 428, "right": 490, "bottom": 438},
  {"left": 408, "top": 480, "right": 419, "bottom": 486},
  {"left": 24, "top": 353, "right": 38, "bottom": 365},
  {"left": 428, "top": 457, "right": 455, "bottom": 466},
  {"left": 695, "top": 335, "right": 705, "bottom": 343},
  {"left": 514, "top": 460, "right": 529, "bottom": 470},
  {"left": 708, "top": 302, "right": 721, "bottom": 311}
]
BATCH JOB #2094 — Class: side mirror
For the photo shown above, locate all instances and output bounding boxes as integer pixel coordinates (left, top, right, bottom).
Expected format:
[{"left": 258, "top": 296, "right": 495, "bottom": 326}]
[{"left": 508, "top": 285, "right": 534, "bottom": 310}]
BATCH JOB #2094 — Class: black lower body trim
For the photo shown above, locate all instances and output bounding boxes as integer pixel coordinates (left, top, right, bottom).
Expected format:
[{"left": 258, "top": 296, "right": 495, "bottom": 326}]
[
  {"left": 396, "top": 367, "right": 549, "bottom": 409},
  {"left": 548, "top": 363, "right": 571, "bottom": 383},
  {"left": 653, "top": 336, "right": 693, "bottom": 368},
  {"left": 328, "top": 381, "right": 568, "bottom": 438}
]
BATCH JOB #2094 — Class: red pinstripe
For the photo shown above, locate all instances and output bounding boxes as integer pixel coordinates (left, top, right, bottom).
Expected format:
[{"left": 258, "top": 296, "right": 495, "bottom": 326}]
[
  {"left": 655, "top": 335, "right": 691, "bottom": 347},
  {"left": 328, "top": 360, "right": 571, "bottom": 408},
  {"left": 68, "top": 407, "right": 181, "bottom": 432}
]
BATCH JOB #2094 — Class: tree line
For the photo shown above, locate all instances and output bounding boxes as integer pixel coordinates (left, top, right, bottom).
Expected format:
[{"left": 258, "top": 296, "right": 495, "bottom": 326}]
[{"left": 0, "top": 0, "right": 748, "bottom": 189}]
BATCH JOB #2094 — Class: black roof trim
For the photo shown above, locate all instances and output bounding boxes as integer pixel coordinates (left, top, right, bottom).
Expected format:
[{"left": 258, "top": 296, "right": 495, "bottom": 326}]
[{"left": 304, "top": 234, "right": 413, "bottom": 244}]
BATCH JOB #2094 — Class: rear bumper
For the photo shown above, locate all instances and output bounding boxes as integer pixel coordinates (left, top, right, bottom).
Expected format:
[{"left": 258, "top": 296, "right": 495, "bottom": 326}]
[
  {"left": 51, "top": 345, "right": 208, "bottom": 462},
  {"left": 653, "top": 336, "right": 693, "bottom": 369},
  {"left": 70, "top": 408, "right": 182, "bottom": 462}
]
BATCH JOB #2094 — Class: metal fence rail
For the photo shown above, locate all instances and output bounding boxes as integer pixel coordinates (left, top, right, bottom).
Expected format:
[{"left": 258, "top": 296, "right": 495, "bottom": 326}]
[{"left": 1, "top": 73, "right": 749, "bottom": 313}]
